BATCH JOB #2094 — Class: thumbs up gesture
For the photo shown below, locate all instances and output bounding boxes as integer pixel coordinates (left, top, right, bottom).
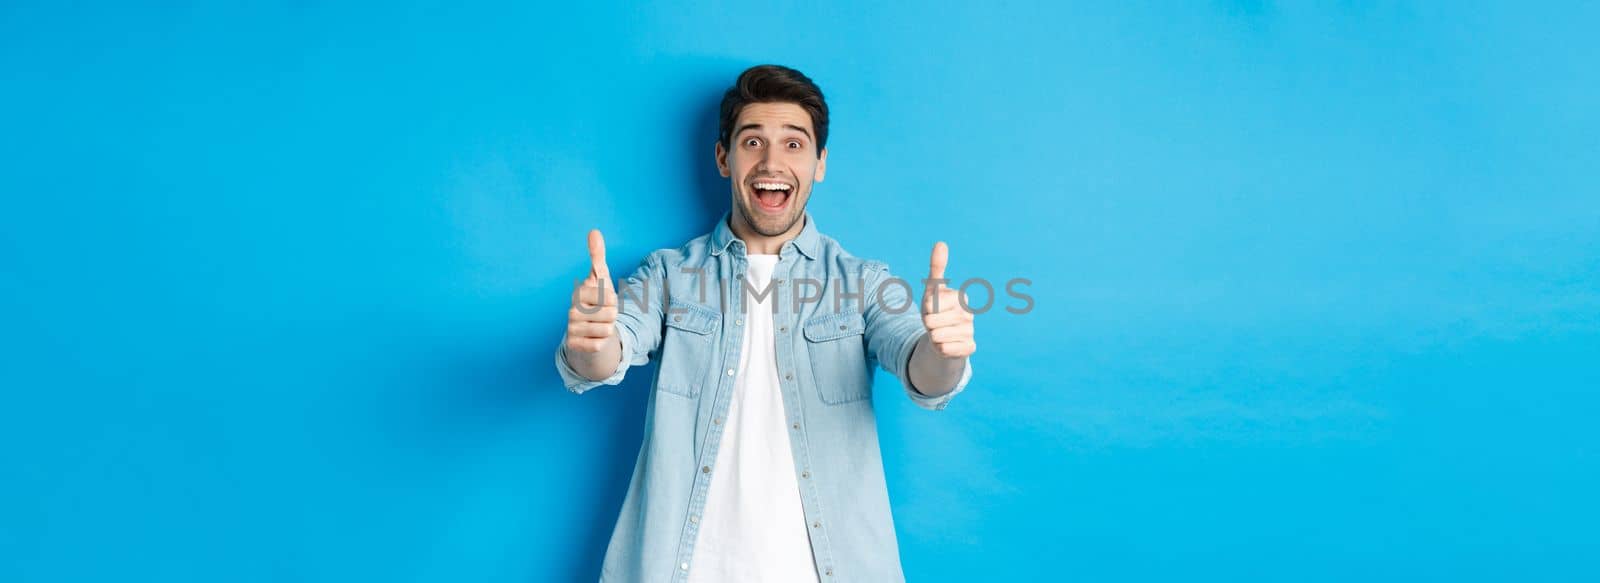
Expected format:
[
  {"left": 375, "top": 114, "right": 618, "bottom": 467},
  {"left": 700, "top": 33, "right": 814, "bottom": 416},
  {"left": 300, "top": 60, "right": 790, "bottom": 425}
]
[
  {"left": 567, "top": 229, "right": 619, "bottom": 354},
  {"left": 921, "top": 241, "right": 976, "bottom": 358}
]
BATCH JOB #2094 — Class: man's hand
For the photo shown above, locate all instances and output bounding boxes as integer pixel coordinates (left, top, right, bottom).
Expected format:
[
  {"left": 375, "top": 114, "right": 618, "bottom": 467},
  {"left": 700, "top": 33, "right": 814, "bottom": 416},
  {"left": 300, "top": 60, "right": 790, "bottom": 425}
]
[
  {"left": 564, "top": 229, "right": 623, "bottom": 381},
  {"left": 907, "top": 241, "right": 974, "bottom": 398},
  {"left": 921, "top": 241, "right": 976, "bottom": 358}
]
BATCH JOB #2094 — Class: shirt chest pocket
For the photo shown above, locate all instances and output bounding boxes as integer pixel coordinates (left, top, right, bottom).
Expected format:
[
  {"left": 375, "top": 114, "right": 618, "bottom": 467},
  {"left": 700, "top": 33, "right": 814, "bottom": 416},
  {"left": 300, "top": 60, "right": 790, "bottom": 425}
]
[
  {"left": 657, "top": 300, "right": 720, "bottom": 399},
  {"left": 802, "top": 312, "right": 872, "bottom": 405}
]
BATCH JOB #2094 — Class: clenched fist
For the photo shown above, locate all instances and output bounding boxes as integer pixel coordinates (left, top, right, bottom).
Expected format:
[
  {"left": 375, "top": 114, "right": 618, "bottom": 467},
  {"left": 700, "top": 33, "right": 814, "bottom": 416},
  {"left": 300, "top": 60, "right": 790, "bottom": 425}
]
[
  {"left": 567, "top": 229, "right": 619, "bottom": 355},
  {"left": 920, "top": 241, "right": 976, "bottom": 358}
]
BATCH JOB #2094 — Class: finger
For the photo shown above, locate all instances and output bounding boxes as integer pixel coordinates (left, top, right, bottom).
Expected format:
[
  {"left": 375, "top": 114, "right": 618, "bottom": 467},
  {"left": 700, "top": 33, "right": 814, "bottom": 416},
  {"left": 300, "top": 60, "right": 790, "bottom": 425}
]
[
  {"left": 588, "top": 229, "right": 610, "bottom": 281},
  {"left": 571, "top": 275, "right": 594, "bottom": 302},
  {"left": 570, "top": 298, "right": 617, "bottom": 316},
  {"left": 936, "top": 340, "right": 976, "bottom": 358},
  {"left": 571, "top": 277, "right": 618, "bottom": 308},
  {"left": 929, "top": 324, "right": 972, "bottom": 344},
  {"left": 922, "top": 287, "right": 963, "bottom": 314},
  {"left": 594, "top": 279, "right": 619, "bottom": 307},
  {"left": 569, "top": 305, "right": 617, "bottom": 323},
  {"left": 567, "top": 321, "right": 615, "bottom": 338},
  {"left": 921, "top": 309, "right": 967, "bottom": 330},
  {"left": 928, "top": 241, "right": 949, "bottom": 284},
  {"left": 573, "top": 298, "right": 617, "bottom": 319},
  {"left": 566, "top": 335, "right": 610, "bottom": 353}
]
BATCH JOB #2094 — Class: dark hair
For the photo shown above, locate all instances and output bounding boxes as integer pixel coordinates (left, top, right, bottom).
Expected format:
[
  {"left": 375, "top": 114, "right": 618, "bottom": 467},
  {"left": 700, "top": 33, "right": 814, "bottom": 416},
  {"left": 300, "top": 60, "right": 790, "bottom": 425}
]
[{"left": 718, "top": 64, "right": 829, "bottom": 157}]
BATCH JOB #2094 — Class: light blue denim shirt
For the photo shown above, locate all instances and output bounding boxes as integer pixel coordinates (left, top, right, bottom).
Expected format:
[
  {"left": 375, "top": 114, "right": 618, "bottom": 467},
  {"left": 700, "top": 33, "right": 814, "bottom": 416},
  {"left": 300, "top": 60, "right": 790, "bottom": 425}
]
[{"left": 556, "top": 212, "right": 972, "bottom": 582}]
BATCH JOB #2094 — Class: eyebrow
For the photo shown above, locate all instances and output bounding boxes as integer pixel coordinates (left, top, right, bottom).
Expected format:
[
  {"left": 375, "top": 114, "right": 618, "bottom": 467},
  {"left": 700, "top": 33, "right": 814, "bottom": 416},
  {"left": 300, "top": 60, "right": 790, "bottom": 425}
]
[{"left": 735, "top": 123, "right": 812, "bottom": 140}]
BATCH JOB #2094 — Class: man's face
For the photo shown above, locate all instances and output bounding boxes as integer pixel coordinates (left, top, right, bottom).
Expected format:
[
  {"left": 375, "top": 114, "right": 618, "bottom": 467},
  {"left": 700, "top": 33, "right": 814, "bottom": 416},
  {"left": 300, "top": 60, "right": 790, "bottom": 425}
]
[{"left": 717, "top": 102, "right": 827, "bottom": 238}]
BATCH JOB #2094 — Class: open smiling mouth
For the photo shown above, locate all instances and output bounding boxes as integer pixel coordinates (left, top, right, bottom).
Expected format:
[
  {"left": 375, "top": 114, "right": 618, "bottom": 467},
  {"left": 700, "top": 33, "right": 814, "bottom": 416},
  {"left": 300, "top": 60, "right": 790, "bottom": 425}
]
[{"left": 750, "top": 180, "right": 793, "bottom": 214}]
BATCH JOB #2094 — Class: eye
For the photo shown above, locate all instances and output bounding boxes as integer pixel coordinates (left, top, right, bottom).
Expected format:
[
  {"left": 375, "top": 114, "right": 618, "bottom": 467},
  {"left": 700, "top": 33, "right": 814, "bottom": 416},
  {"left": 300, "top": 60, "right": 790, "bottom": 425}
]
[
  {"left": 787, "top": 141, "right": 801, "bottom": 149},
  {"left": 744, "top": 137, "right": 761, "bottom": 148}
]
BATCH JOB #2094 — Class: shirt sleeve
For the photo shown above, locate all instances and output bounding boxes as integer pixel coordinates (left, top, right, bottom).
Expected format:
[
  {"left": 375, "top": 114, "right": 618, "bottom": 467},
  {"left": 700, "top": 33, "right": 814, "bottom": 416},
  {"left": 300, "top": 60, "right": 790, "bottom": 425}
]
[
  {"left": 555, "top": 252, "right": 667, "bottom": 394},
  {"left": 861, "top": 260, "right": 972, "bottom": 411}
]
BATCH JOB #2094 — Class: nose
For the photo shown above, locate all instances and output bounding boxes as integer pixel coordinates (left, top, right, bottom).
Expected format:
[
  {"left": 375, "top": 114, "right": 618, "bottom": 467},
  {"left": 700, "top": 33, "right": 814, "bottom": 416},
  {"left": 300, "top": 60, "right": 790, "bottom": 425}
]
[{"left": 756, "top": 148, "right": 775, "bottom": 172}]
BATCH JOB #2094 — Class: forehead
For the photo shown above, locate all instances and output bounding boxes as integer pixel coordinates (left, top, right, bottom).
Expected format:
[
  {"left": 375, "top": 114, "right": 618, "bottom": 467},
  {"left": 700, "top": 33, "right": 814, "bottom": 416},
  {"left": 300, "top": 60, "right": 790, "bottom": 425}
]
[{"left": 734, "top": 102, "right": 814, "bottom": 135}]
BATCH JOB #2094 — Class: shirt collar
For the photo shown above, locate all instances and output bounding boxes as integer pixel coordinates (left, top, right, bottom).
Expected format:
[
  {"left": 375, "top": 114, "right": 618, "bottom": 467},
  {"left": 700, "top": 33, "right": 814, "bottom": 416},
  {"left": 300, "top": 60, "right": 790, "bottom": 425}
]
[{"left": 710, "top": 211, "right": 819, "bottom": 260}]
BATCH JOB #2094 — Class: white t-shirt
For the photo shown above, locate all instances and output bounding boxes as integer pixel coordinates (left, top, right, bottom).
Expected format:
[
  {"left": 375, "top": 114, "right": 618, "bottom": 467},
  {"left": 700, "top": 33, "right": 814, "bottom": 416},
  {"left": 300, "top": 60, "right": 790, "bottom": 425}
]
[{"left": 687, "top": 254, "right": 819, "bottom": 582}]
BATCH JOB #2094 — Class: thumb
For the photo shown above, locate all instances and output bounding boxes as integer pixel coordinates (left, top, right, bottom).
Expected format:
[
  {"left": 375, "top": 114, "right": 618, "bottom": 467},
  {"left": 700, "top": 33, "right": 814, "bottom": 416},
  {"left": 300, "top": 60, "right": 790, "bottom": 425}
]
[
  {"left": 588, "top": 229, "right": 610, "bottom": 281},
  {"left": 928, "top": 241, "right": 949, "bottom": 285}
]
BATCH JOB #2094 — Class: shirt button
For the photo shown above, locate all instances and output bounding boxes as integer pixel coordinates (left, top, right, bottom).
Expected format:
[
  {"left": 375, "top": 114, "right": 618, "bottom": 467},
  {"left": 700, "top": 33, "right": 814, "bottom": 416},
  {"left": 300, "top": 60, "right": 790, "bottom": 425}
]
[
  {"left": 680, "top": 562, "right": 689, "bottom": 571},
  {"left": 674, "top": 315, "right": 683, "bottom": 322},
  {"left": 735, "top": 318, "right": 743, "bottom": 326},
  {"left": 689, "top": 514, "right": 699, "bottom": 524},
  {"left": 702, "top": 466, "right": 711, "bottom": 474},
  {"left": 812, "top": 521, "right": 821, "bottom": 528},
  {"left": 779, "top": 326, "right": 787, "bottom": 332},
  {"left": 713, "top": 417, "right": 723, "bottom": 425},
  {"left": 839, "top": 324, "right": 846, "bottom": 330},
  {"left": 784, "top": 373, "right": 793, "bottom": 380},
  {"left": 726, "top": 368, "right": 735, "bottom": 376},
  {"left": 825, "top": 567, "right": 833, "bottom": 576},
  {"left": 801, "top": 471, "right": 810, "bottom": 479},
  {"left": 792, "top": 422, "right": 800, "bottom": 430}
]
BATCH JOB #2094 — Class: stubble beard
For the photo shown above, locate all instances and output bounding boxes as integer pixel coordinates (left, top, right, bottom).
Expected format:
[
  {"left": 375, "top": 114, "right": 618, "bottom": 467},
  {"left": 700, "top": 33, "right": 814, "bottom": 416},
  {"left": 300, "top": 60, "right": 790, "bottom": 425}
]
[{"left": 736, "top": 187, "right": 806, "bottom": 237}]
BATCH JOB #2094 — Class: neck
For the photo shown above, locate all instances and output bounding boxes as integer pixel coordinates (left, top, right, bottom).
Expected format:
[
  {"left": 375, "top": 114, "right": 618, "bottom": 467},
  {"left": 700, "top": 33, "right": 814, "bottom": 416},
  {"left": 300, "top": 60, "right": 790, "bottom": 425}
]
[{"left": 729, "top": 211, "right": 805, "bottom": 255}]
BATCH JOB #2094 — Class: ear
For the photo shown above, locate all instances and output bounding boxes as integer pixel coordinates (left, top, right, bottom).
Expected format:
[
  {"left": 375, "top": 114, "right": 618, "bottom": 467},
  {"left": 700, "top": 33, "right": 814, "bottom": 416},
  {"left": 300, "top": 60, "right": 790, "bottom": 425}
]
[
  {"left": 715, "top": 141, "right": 730, "bottom": 178},
  {"left": 814, "top": 147, "right": 828, "bottom": 183}
]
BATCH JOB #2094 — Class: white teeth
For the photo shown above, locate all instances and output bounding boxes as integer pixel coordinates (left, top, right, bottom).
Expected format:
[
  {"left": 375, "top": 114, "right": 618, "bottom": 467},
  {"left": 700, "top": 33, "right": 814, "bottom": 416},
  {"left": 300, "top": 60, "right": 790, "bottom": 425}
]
[{"left": 753, "top": 182, "right": 792, "bottom": 191}]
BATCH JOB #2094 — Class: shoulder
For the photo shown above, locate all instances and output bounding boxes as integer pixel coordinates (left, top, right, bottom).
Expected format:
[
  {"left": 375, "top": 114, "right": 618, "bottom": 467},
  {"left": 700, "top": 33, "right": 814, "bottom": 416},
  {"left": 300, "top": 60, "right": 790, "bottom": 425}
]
[
  {"left": 814, "top": 232, "right": 891, "bottom": 278},
  {"left": 637, "top": 234, "right": 715, "bottom": 270}
]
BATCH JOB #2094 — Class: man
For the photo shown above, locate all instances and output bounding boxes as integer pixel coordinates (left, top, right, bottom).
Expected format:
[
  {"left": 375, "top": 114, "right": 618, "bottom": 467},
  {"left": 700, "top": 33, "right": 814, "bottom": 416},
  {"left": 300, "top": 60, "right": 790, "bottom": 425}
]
[{"left": 557, "top": 64, "right": 976, "bottom": 582}]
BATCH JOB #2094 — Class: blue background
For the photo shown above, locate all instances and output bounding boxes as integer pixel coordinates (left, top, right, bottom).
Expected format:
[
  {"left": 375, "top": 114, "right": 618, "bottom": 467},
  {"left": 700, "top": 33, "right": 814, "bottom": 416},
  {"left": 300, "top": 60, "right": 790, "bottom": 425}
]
[{"left": 3, "top": 2, "right": 1597, "bottom": 581}]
